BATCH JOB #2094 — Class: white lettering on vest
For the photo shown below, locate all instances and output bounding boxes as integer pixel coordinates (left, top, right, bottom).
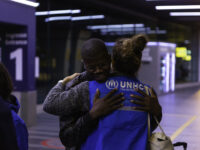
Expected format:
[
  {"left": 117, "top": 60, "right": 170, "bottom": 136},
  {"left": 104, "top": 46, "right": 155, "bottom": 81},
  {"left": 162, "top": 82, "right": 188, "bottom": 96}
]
[
  {"left": 139, "top": 84, "right": 144, "bottom": 90},
  {"left": 120, "top": 81, "right": 126, "bottom": 88},
  {"left": 127, "top": 81, "right": 132, "bottom": 89},
  {"left": 133, "top": 82, "right": 138, "bottom": 90}
]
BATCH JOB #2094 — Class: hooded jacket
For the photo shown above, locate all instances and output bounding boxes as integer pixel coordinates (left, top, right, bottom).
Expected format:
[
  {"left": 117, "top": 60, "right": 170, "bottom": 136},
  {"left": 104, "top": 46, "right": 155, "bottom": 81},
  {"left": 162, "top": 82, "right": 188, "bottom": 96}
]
[
  {"left": 0, "top": 96, "right": 19, "bottom": 150},
  {"left": 8, "top": 95, "right": 28, "bottom": 150}
]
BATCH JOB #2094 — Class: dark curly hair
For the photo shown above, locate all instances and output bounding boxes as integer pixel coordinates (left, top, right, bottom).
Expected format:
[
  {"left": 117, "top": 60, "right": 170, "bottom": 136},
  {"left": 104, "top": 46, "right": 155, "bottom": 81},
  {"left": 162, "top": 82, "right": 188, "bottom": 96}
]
[
  {"left": 0, "top": 63, "right": 13, "bottom": 100},
  {"left": 112, "top": 34, "right": 148, "bottom": 76}
]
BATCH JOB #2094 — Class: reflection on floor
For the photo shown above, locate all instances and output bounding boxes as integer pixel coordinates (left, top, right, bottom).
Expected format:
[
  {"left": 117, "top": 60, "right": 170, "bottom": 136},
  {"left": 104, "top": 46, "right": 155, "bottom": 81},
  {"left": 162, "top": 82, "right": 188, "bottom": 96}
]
[
  {"left": 28, "top": 86, "right": 200, "bottom": 150},
  {"left": 158, "top": 86, "right": 200, "bottom": 150}
]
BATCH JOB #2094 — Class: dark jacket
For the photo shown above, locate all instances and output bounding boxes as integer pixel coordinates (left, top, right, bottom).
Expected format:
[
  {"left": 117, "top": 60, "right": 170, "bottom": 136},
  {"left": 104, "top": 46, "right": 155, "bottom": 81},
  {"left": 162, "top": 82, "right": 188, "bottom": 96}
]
[
  {"left": 9, "top": 95, "right": 28, "bottom": 150},
  {"left": 43, "top": 72, "right": 98, "bottom": 150},
  {"left": 0, "top": 96, "right": 19, "bottom": 150}
]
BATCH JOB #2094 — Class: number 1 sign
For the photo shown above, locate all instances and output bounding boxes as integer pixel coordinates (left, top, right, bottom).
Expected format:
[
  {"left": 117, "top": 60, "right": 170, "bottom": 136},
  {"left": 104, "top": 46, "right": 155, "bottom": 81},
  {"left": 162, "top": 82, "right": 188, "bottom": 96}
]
[
  {"left": 2, "top": 31, "right": 28, "bottom": 91},
  {"left": 10, "top": 48, "right": 23, "bottom": 81}
]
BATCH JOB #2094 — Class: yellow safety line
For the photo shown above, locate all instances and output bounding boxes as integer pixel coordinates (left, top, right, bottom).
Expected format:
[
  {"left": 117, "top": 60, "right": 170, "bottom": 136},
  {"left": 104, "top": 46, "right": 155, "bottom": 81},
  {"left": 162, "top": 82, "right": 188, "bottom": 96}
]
[{"left": 170, "top": 115, "right": 197, "bottom": 141}]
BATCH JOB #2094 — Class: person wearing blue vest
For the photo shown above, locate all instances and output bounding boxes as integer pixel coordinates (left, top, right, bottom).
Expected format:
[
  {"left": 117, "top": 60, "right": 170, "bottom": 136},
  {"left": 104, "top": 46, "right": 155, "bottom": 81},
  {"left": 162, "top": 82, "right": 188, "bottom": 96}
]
[
  {"left": 0, "top": 62, "right": 28, "bottom": 150},
  {"left": 43, "top": 36, "right": 162, "bottom": 150},
  {"left": 81, "top": 34, "right": 159, "bottom": 150}
]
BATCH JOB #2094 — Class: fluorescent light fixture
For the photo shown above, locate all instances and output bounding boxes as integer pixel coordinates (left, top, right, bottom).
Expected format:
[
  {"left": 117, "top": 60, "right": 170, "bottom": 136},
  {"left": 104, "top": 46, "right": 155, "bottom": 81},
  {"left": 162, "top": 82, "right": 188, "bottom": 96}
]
[
  {"left": 156, "top": 5, "right": 200, "bottom": 10},
  {"left": 170, "top": 12, "right": 200, "bottom": 16},
  {"left": 87, "top": 24, "right": 144, "bottom": 30},
  {"left": 11, "top": 0, "right": 39, "bottom": 7},
  {"left": 45, "top": 15, "right": 104, "bottom": 22},
  {"left": 45, "top": 16, "right": 71, "bottom": 22},
  {"left": 135, "top": 24, "right": 144, "bottom": 28},
  {"left": 36, "top": 9, "right": 81, "bottom": 16},
  {"left": 101, "top": 28, "right": 134, "bottom": 32},
  {"left": 71, "top": 15, "right": 104, "bottom": 21}
]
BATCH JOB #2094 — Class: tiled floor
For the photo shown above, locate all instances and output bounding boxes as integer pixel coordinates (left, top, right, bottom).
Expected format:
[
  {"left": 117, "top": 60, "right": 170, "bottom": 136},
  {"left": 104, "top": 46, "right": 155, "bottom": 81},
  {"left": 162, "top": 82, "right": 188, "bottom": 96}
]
[
  {"left": 28, "top": 113, "right": 64, "bottom": 150},
  {"left": 157, "top": 86, "right": 200, "bottom": 150},
  {"left": 28, "top": 86, "right": 200, "bottom": 150}
]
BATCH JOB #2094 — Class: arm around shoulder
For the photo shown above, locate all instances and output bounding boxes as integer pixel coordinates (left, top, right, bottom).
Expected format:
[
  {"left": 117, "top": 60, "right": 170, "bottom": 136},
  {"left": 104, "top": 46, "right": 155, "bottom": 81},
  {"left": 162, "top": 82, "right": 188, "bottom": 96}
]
[{"left": 43, "top": 81, "right": 89, "bottom": 116}]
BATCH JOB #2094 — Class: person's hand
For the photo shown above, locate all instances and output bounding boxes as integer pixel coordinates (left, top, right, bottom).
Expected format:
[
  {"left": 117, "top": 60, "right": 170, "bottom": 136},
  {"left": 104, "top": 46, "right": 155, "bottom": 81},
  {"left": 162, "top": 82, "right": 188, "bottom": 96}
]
[
  {"left": 62, "top": 73, "right": 80, "bottom": 85},
  {"left": 89, "top": 88, "right": 125, "bottom": 119},
  {"left": 130, "top": 88, "right": 162, "bottom": 117}
]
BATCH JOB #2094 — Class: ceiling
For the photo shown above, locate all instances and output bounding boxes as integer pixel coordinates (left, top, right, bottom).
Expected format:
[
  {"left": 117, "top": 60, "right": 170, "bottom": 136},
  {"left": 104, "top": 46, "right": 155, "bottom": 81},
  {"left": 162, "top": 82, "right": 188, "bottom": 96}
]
[
  {"left": 35, "top": 0, "right": 200, "bottom": 45},
  {"left": 36, "top": 0, "right": 200, "bottom": 26}
]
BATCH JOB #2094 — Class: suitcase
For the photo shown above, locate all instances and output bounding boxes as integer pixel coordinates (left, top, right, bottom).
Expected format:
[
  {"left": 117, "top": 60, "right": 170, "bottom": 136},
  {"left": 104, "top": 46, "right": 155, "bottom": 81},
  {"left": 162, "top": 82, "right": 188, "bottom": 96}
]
[{"left": 173, "top": 142, "right": 187, "bottom": 150}]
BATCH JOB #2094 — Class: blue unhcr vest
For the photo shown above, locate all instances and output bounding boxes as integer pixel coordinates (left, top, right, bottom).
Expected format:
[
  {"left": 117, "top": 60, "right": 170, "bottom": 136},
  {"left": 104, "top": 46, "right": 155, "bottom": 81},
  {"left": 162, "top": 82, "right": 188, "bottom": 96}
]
[{"left": 81, "top": 76, "right": 152, "bottom": 150}]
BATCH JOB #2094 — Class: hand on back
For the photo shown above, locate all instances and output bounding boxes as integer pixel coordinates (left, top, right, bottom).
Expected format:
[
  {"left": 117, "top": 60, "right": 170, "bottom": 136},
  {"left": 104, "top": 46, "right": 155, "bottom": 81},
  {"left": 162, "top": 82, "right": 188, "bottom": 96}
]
[
  {"left": 130, "top": 88, "right": 162, "bottom": 117},
  {"left": 89, "top": 88, "right": 125, "bottom": 119}
]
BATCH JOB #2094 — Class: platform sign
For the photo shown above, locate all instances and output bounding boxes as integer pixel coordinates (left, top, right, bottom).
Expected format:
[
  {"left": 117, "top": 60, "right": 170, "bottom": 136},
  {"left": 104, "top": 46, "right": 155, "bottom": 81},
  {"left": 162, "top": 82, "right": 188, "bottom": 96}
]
[{"left": 2, "top": 30, "right": 28, "bottom": 91}]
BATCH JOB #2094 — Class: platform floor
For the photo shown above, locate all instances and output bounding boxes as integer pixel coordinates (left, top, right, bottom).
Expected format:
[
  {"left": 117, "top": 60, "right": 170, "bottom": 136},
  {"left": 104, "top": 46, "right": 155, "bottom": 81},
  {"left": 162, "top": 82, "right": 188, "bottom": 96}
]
[{"left": 28, "top": 86, "right": 200, "bottom": 150}]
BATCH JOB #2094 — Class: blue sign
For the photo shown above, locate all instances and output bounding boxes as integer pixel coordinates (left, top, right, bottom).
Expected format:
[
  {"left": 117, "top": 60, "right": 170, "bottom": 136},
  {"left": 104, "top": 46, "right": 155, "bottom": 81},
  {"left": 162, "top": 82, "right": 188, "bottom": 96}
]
[{"left": 2, "top": 29, "right": 28, "bottom": 91}]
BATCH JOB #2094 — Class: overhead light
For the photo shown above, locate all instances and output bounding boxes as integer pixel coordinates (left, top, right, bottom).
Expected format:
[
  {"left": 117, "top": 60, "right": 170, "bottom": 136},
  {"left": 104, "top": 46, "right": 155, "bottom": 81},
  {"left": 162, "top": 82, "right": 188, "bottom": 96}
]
[
  {"left": 94, "top": 26, "right": 166, "bottom": 35},
  {"left": 156, "top": 5, "right": 200, "bottom": 10},
  {"left": 36, "top": 9, "right": 81, "bottom": 16},
  {"left": 45, "top": 16, "right": 71, "bottom": 22},
  {"left": 170, "top": 12, "right": 200, "bottom": 16},
  {"left": 45, "top": 15, "right": 104, "bottom": 22},
  {"left": 87, "top": 24, "right": 144, "bottom": 30},
  {"left": 71, "top": 15, "right": 104, "bottom": 21},
  {"left": 101, "top": 28, "right": 134, "bottom": 32},
  {"left": 11, "top": 0, "right": 39, "bottom": 7}
]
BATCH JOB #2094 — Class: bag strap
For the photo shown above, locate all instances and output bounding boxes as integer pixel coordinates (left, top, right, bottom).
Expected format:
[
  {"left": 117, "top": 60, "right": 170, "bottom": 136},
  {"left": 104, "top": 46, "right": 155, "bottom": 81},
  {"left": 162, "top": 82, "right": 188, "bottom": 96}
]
[{"left": 148, "top": 113, "right": 167, "bottom": 138}]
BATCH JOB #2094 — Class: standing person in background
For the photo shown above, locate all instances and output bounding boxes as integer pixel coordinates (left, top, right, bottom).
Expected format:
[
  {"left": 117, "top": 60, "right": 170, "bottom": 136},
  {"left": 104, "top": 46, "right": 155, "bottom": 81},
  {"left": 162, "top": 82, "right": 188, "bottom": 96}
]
[{"left": 0, "top": 62, "right": 28, "bottom": 150}]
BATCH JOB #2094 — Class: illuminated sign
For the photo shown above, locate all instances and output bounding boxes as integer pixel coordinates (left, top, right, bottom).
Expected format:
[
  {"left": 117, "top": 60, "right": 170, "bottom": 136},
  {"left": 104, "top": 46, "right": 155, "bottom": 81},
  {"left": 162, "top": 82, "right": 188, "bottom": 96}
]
[
  {"left": 184, "top": 55, "right": 191, "bottom": 61},
  {"left": 176, "top": 47, "right": 187, "bottom": 58}
]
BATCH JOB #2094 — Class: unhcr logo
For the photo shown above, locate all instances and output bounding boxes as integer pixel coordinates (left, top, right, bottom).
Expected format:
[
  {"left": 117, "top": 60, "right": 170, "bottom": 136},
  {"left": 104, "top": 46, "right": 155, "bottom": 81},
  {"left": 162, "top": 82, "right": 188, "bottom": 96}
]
[{"left": 106, "top": 80, "right": 119, "bottom": 89}]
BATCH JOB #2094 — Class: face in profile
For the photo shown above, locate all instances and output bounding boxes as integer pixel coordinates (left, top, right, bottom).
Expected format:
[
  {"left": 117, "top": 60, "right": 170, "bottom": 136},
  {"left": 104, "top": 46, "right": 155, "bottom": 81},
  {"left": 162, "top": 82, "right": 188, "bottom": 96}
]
[{"left": 84, "top": 56, "right": 111, "bottom": 82}]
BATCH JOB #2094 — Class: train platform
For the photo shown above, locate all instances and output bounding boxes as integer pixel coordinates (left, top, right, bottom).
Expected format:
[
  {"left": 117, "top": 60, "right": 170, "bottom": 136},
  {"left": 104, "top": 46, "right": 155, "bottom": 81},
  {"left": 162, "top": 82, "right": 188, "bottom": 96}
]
[{"left": 28, "top": 86, "right": 200, "bottom": 150}]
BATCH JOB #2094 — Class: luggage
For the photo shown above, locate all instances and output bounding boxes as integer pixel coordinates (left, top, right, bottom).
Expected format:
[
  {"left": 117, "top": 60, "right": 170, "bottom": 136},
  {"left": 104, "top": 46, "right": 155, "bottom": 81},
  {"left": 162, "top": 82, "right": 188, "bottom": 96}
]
[{"left": 173, "top": 142, "right": 187, "bottom": 150}]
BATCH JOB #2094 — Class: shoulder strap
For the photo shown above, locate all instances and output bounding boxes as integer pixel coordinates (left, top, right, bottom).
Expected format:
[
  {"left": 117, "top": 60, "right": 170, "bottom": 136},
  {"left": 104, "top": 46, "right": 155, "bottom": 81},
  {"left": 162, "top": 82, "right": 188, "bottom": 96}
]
[{"left": 148, "top": 114, "right": 167, "bottom": 138}]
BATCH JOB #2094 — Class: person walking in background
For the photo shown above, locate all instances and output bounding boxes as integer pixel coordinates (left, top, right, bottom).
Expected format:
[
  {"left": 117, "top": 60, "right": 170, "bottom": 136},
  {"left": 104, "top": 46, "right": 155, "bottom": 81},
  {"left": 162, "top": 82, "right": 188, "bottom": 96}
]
[{"left": 0, "top": 62, "right": 28, "bottom": 150}]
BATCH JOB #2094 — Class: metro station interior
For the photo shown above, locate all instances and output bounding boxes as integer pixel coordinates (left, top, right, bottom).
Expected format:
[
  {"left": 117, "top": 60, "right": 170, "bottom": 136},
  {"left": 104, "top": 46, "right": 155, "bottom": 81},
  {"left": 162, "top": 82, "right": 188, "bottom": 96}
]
[{"left": 1, "top": 0, "right": 200, "bottom": 149}]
